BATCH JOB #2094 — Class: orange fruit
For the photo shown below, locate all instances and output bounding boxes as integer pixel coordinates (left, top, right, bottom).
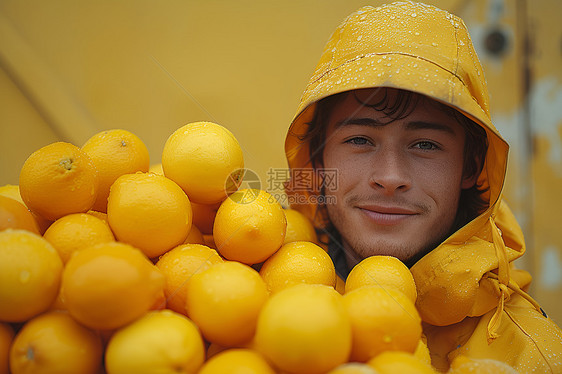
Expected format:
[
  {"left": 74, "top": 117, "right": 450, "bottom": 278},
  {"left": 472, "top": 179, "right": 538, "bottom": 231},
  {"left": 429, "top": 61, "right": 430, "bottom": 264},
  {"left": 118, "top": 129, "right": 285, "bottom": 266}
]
[
  {"left": 448, "top": 355, "right": 518, "bottom": 373},
  {"left": 345, "top": 255, "right": 417, "bottom": 303},
  {"left": 183, "top": 224, "right": 205, "bottom": 245},
  {"left": 0, "top": 185, "right": 51, "bottom": 234},
  {"left": 0, "top": 229, "right": 63, "bottom": 322},
  {"left": 199, "top": 349, "right": 276, "bottom": 374},
  {"left": 0, "top": 323, "right": 14, "bottom": 374},
  {"left": 155, "top": 244, "right": 223, "bottom": 315},
  {"left": 61, "top": 241, "right": 165, "bottom": 330},
  {"left": 254, "top": 284, "right": 352, "bottom": 374},
  {"left": 0, "top": 195, "right": 39, "bottom": 234},
  {"left": 162, "top": 121, "right": 245, "bottom": 205},
  {"left": 213, "top": 189, "right": 286, "bottom": 265},
  {"left": 107, "top": 172, "right": 192, "bottom": 258},
  {"left": 327, "top": 363, "right": 378, "bottom": 374},
  {"left": 9, "top": 310, "right": 103, "bottom": 374},
  {"left": 367, "top": 351, "right": 435, "bottom": 373},
  {"left": 19, "top": 142, "right": 99, "bottom": 221},
  {"left": 185, "top": 261, "right": 268, "bottom": 347},
  {"left": 283, "top": 208, "right": 318, "bottom": 244},
  {"left": 81, "top": 129, "right": 150, "bottom": 213},
  {"left": 342, "top": 286, "right": 422, "bottom": 362},
  {"left": 259, "top": 241, "right": 336, "bottom": 293},
  {"left": 43, "top": 212, "right": 115, "bottom": 264},
  {"left": 105, "top": 309, "right": 205, "bottom": 374},
  {"left": 190, "top": 202, "right": 219, "bottom": 235}
]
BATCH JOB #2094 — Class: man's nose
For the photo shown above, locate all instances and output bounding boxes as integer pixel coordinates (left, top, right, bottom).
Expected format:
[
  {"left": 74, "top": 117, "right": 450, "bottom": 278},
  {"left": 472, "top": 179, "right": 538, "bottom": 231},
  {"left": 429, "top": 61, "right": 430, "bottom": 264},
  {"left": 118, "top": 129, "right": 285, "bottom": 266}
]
[{"left": 368, "top": 147, "right": 411, "bottom": 194}]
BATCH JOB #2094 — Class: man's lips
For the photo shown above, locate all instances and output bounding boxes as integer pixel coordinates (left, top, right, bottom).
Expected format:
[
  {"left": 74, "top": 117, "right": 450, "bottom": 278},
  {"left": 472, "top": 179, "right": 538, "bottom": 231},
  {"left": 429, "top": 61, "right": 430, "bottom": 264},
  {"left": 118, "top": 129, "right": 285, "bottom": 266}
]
[{"left": 356, "top": 204, "right": 418, "bottom": 225}]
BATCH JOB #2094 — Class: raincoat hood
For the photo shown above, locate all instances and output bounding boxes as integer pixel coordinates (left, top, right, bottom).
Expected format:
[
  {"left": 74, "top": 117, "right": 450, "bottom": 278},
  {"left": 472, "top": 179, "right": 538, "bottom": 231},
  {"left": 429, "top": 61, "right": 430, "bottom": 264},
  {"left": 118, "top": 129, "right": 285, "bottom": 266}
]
[{"left": 284, "top": 1, "right": 538, "bottom": 338}]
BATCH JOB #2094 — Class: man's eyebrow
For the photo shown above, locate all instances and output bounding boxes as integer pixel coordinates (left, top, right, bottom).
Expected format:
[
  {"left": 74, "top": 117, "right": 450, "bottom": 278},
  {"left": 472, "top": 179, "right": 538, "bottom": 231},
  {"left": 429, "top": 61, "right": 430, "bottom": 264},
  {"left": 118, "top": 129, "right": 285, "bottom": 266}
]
[
  {"left": 406, "top": 121, "right": 457, "bottom": 136},
  {"left": 334, "top": 117, "right": 383, "bottom": 128},
  {"left": 334, "top": 118, "right": 457, "bottom": 136}
]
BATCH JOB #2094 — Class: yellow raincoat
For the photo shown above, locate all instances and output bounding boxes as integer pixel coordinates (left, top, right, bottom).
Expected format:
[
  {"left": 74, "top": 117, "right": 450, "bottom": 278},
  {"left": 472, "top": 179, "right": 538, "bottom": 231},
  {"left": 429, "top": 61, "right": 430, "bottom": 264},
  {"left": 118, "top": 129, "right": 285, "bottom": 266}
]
[{"left": 284, "top": 2, "right": 562, "bottom": 372}]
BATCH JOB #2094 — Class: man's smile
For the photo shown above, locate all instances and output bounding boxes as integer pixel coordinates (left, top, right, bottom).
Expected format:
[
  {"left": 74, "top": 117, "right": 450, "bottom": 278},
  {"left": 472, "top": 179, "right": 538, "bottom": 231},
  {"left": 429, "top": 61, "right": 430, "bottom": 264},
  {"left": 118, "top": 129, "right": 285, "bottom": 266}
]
[{"left": 356, "top": 204, "right": 419, "bottom": 225}]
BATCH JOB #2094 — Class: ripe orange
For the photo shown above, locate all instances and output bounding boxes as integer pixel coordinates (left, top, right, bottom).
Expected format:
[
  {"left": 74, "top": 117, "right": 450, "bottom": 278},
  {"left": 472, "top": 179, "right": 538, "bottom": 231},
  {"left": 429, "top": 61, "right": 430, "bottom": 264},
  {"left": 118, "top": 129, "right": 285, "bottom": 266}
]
[
  {"left": 61, "top": 241, "right": 165, "bottom": 330},
  {"left": 0, "top": 323, "right": 14, "bottom": 374},
  {"left": 105, "top": 310, "right": 205, "bottom": 374},
  {"left": 107, "top": 172, "right": 192, "bottom": 258},
  {"left": 0, "top": 229, "right": 63, "bottom": 322},
  {"left": 190, "top": 202, "right": 220, "bottom": 235},
  {"left": 345, "top": 255, "right": 417, "bottom": 303},
  {"left": 0, "top": 195, "right": 39, "bottom": 234},
  {"left": 155, "top": 243, "right": 223, "bottom": 315},
  {"left": 199, "top": 349, "right": 276, "bottom": 374},
  {"left": 0, "top": 185, "right": 51, "bottom": 234},
  {"left": 448, "top": 355, "right": 518, "bottom": 374},
  {"left": 19, "top": 142, "right": 99, "bottom": 221},
  {"left": 43, "top": 212, "right": 115, "bottom": 264},
  {"left": 183, "top": 224, "right": 205, "bottom": 245},
  {"left": 342, "top": 286, "right": 422, "bottom": 362},
  {"left": 81, "top": 129, "right": 150, "bottom": 213},
  {"left": 185, "top": 261, "right": 269, "bottom": 347},
  {"left": 9, "top": 310, "right": 103, "bottom": 374},
  {"left": 254, "top": 284, "right": 352, "bottom": 374},
  {"left": 259, "top": 241, "right": 336, "bottom": 293},
  {"left": 367, "top": 351, "right": 435, "bottom": 374},
  {"left": 213, "top": 189, "right": 286, "bottom": 265},
  {"left": 162, "top": 121, "right": 244, "bottom": 204},
  {"left": 283, "top": 208, "right": 318, "bottom": 244},
  {"left": 327, "top": 362, "right": 378, "bottom": 374}
]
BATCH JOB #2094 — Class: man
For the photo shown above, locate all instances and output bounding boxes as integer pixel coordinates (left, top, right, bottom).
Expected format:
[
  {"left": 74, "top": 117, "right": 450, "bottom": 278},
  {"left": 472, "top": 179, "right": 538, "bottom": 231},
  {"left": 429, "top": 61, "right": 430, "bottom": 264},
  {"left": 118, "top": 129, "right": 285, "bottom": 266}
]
[{"left": 284, "top": 2, "right": 562, "bottom": 372}]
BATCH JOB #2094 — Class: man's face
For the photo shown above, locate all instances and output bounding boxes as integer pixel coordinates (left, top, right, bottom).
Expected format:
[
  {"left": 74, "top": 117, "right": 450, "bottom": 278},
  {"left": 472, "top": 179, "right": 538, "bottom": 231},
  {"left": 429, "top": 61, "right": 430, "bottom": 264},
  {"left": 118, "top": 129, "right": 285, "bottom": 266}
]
[{"left": 321, "top": 88, "right": 476, "bottom": 265}]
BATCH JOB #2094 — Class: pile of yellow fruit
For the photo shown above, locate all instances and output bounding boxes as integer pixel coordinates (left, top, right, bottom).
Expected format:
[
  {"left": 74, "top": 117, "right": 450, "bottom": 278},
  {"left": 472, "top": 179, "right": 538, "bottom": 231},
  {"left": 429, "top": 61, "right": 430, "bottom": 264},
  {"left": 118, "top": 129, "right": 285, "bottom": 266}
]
[{"left": 0, "top": 122, "right": 515, "bottom": 374}]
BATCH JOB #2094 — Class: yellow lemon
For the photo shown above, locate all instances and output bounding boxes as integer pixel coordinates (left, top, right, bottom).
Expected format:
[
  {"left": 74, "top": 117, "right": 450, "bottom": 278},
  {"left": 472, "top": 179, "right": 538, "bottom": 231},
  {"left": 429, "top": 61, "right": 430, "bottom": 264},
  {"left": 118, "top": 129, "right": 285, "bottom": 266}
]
[
  {"left": 0, "top": 229, "right": 63, "bottom": 322},
  {"left": 105, "top": 309, "right": 205, "bottom": 374},
  {"left": 367, "top": 351, "right": 436, "bottom": 374},
  {"left": 199, "top": 349, "right": 276, "bottom": 374},
  {"left": 254, "top": 284, "right": 352, "bottom": 374},
  {"left": 283, "top": 208, "right": 318, "bottom": 244},
  {"left": 81, "top": 129, "right": 150, "bottom": 212},
  {"left": 155, "top": 243, "right": 223, "bottom": 315},
  {"left": 345, "top": 255, "right": 417, "bottom": 303},
  {"left": 61, "top": 242, "right": 165, "bottom": 330},
  {"left": 107, "top": 172, "right": 192, "bottom": 258},
  {"left": 342, "top": 286, "right": 422, "bottom": 362},
  {"left": 259, "top": 241, "right": 336, "bottom": 293},
  {"left": 186, "top": 261, "right": 268, "bottom": 347},
  {"left": 162, "top": 121, "right": 244, "bottom": 204},
  {"left": 9, "top": 310, "right": 103, "bottom": 374},
  {"left": 43, "top": 212, "right": 115, "bottom": 264},
  {"left": 19, "top": 142, "right": 99, "bottom": 221},
  {"left": 213, "top": 189, "right": 286, "bottom": 265}
]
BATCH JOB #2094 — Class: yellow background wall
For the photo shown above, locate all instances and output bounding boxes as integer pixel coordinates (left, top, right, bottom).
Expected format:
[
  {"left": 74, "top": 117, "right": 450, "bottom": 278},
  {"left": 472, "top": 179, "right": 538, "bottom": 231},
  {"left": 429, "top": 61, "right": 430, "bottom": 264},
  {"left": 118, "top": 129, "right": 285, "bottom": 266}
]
[{"left": 1, "top": 0, "right": 561, "bottom": 323}]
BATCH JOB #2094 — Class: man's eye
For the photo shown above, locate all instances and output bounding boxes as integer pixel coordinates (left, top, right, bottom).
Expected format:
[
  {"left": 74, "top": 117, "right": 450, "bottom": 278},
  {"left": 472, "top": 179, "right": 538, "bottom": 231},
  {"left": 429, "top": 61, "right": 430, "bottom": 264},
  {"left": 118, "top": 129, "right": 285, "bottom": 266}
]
[
  {"left": 414, "top": 141, "right": 439, "bottom": 150},
  {"left": 345, "top": 137, "right": 371, "bottom": 146}
]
